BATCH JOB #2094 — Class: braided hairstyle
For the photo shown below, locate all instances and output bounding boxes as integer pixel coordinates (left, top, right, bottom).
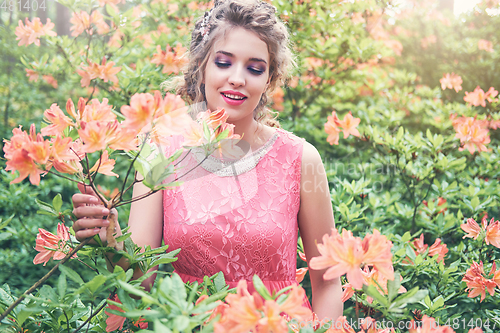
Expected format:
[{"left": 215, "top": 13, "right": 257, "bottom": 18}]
[{"left": 171, "top": 0, "right": 295, "bottom": 127}]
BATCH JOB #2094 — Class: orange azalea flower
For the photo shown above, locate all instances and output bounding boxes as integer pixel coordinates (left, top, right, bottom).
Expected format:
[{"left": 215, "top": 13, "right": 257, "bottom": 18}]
[
  {"left": 25, "top": 69, "right": 39, "bottom": 82},
  {"left": 337, "top": 111, "right": 361, "bottom": 139},
  {"left": 15, "top": 17, "right": 56, "bottom": 46},
  {"left": 468, "top": 328, "right": 484, "bottom": 333},
  {"left": 33, "top": 223, "right": 76, "bottom": 265},
  {"left": 453, "top": 116, "right": 490, "bottom": 154},
  {"left": 296, "top": 267, "right": 308, "bottom": 283},
  {"left": 310, "top": 229, "right": 393, "bottom": 290},
  {"left": 77, "top": 58, "right": 120, "bottom": 87},
  {"left": 361, "top": 229, "right": 394, "bottom": 281},
  {"left": 271, "top": 87, "right": 285, "bottom": 112},
  {"left": 41, "top": 103, "right": 74, "bottom": 136},
  {"left": 341, "top": 266, "right": 405, "bottom": 303},
  {"left": 428, "top": 238, "right": 448, "bottom": 264},
  {"left": 52, "top": 159, "right": 83, "bottom": 175},
  {"left": 107, "top": 126, "right": 140, "bottom": 151},
  {"left": 485, "top": 87, "right": 499, "bottom": 103},
  {"left": 258, "top": 300, "right": 288, "bottom": 333},
  {"left": 464, "top": 86, "right": 487, "bottom": 107},
  {"left": 440, "top": 73, "right": 462, "bottom": 92},
  {"left": 81, "top": 98, "right": 116, "bottom": 123},
  {"left": 50, "top": 136, "right": 77, "bottom": 162},
  {"left": 42, "top": 75, "right": 58, "bottom": 89},
  {"left": 197, "top": 108, "right": 230, "bottom": 131},
  {"left": 78, "top": 121, "right": 109, "bottom": 153},
  {"left": 151, "top": 44, "right": 186, "bottom": 75},
  {"left": 5, "top": 149, "right": 44, "bottom": 185},
  {"left": 462, "top": 261, "right": 497, "bottom": 302},
  {"left": 121, "top": 93, "right": 156, "bottom": 132},
  {"left": 408, "top": 315, "right": 453, "bottom": 332},
  {"left": 70, "top": 11, "right": 92, "bottom": 37},
  {"left": 461, "top": 217, "right": 483, "bottom": 240},
  {"left": 478, "top": 39, "right": 493, "bottom": 52},
  {"left": 98, "top": 57, "right": 121, "bottom": 84},
  {"left": 485, "top": 220, "right": 500, "bottom": 248},
  {"left": 214, "top": 280, "right": 262, "bottom": 333},
  {"left": 279, "top": 285, "right": 312, "bottom": 320},
  {"left": 89, "top": 150, "right": 118, "bottom": 177},
  {"left": 324, "top": 111, "right": 342, "bottom": 145},
  {"left": 310, "top": 229, "right": 365, "bottom": 288},
  {"left": 105, "top": 295, "right": 147, "bottom": 332}
]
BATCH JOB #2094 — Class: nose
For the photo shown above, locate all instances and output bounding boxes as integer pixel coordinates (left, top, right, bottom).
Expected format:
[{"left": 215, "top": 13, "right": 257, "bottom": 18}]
[{"left": 227, "top": 64, "right": 245, "bottom": 87}]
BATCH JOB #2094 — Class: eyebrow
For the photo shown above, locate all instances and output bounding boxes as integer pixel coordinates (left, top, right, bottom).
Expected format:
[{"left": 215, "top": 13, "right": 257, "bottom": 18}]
[{"left": 215, "top": 50, "right": 268, "bottom": 65}]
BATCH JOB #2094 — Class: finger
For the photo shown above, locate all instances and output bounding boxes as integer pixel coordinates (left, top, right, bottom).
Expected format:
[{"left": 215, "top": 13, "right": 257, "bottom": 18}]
[
  {"left": 78, "top": 182, "right": 98, "bottom": 196},
  {"left": 73, "top": 218, "right": 110, "bottom": 233},
  {"left": 75, "top": 227, "right": 102, "bottom": 241},
  {"left": 73, "top": 206, "right": 110, "bottom": 219},
  {"left": 72, "top": 193, "right": 101, "bottom": 207}
]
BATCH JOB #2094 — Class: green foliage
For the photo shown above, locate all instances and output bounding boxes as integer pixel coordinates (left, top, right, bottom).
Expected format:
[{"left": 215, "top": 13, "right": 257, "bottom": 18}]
[{"left": 2, "top": 0, "right": 500, "bottom": 332}]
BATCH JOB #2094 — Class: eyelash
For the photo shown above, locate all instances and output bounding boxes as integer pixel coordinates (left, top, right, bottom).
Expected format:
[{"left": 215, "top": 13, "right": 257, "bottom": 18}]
[{"left": 215, "top": 61, "right": 265, "bottom": 75}]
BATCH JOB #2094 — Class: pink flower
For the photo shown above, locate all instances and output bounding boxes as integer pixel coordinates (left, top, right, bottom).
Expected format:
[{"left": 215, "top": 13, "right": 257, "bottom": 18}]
[
  {"left": 440, "top": 73, "right": 462, "bottom": 92},
  {"left": 309, "top": 229, "right": 393, "bottom": 289},
  {"left": 462, "top": 261, "right": 497, "bottom": 302},
  {"left": 15, "top": 17, "right": 56, "bottom": 46},
  {"left": 478, "top": 39, "right": 494, "bottom": 52},
  {"left": 33, "top": 223, "right": 76, "bottom": 266}
]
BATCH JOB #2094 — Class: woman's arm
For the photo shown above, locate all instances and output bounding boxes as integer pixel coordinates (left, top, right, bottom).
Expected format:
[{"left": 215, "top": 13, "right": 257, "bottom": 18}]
[{"left": 297, "top": 141, "right": 343, "bottom": 321}]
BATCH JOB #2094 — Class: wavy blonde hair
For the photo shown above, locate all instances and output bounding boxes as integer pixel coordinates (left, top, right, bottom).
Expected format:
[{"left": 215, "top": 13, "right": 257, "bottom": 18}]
[{"left": 164, "top": 0, "right": 295, "bottom": 127}]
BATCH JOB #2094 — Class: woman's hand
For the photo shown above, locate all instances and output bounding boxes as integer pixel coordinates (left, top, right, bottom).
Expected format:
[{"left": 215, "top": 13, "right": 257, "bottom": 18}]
[{"left": 72, "top": 182, "right": 118, "bottom": 245}]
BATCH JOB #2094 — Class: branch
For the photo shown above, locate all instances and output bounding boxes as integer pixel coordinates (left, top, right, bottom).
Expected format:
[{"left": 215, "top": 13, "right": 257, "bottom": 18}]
[{"left": 0, "top": 238, "right": 92, "bottom": 322}]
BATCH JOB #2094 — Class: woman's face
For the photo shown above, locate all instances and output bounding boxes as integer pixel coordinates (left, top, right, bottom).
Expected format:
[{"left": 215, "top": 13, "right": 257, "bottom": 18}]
[{"left": 204, "top": 27, "right": 270, "bottom": 124}]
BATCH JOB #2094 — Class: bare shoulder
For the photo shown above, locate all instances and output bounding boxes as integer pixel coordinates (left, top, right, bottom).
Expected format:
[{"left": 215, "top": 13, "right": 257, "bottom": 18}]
[{"left": 301, "top": 140, "right": 325, "bottom": 176}]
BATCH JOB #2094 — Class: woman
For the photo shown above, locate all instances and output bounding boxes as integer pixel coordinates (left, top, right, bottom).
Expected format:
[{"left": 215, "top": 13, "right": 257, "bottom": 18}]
[{"left": 72, "top": 0, "right": 342, "bottom": 320}]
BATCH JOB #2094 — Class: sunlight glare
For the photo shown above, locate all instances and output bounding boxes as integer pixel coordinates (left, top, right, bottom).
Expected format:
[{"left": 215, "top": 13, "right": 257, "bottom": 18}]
[{"left": 454, "top": 0, "right": 482, "bottom": 15}]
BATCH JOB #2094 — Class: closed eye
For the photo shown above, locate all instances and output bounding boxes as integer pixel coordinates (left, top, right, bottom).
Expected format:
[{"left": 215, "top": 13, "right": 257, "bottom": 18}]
[
  {"left": 215, "top": 61, "right": 231, "bottom": 68},
  {"left": 249, "top": 67, "right": 265, "bottom": 75}
]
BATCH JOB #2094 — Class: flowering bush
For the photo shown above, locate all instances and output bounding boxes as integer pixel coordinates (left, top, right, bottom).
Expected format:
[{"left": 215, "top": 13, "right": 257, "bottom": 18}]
[{"left": 1, "top": 0, "right": 500, "bottom": 332}]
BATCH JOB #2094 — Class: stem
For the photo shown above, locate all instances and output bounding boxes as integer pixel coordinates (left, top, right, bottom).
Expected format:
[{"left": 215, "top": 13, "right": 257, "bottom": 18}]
[
  {"left": 74, "top": 289, "right": 117, "bottom": 333},
  {"left": 0, "top": 238, "right": 92, "bottom": 322},
  {"left": 114, "top": 154, "right": 209, "bottom": 208},
  {"left": 64, "top": 310, "right": 70, "bottom": 333},
  {"left": 119, "top": 134, "right": 151, "bottom": 204},
  {"left": 46, "top": 169, "right": 80, "bottom": 183}
]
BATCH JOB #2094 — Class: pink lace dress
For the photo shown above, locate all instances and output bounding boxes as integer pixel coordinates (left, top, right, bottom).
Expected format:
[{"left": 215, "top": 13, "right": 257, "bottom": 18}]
[{"left": 162, "top": 127, "right": 311, "bottom": 308}]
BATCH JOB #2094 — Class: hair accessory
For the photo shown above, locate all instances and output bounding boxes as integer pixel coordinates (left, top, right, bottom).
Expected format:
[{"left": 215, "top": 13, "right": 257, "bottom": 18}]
[{"left": 199, "top": 9, "right": 213, "bottom": 45}]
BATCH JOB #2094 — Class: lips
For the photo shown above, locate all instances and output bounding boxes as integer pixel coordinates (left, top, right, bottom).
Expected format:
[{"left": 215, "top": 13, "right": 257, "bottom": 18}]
[{"left": 220, "top": 90, "right": 247, "bottom": 106}]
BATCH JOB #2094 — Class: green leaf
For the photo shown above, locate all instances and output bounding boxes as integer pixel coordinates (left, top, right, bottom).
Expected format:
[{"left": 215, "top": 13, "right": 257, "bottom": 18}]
[
  {"left": 84, "top": 275, "right": 107, "bottom": 294},
  {"left": 213, "top": 272, "right": 226, "bottom": 292},
  {"left": 400, "top": 231, "right": 411, "bottom": 243},
  {"left": 117, "top": 281, "right": 158, "bottom": 305},
  {"left": 387, "top": 272, "right": 401, "bottom": 301},
  {"left": 58, "top": 273, "right": 67, "bottom": 299},
  {"left": 115, "top": 232, "right": 132, "bottom": 243},
  {"left": 154, "top": 319, "right": 172, "bottom": 333},
  {"left": 362, "top": 285, "right": 388, "bottom": 307},
  {"left": 0, "top": 214, "right": 14, "bottom": 230},
  {"left": 59, "top": 265, "right": 84, "bottom": 285},
  {"left": 52, "top": 194, "right": 63, "bottom": 212},
  {"left": 173, "top": 316, "right": 190, "bottom": 330},
  {"left": 253, "top": 275, "right": 272, "bottom": 300}
]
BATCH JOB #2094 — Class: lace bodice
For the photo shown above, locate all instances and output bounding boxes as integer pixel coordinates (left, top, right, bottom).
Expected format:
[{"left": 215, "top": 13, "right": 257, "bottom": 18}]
[{"left": 162, "top": 128, "right": 309, "bottom": 305}]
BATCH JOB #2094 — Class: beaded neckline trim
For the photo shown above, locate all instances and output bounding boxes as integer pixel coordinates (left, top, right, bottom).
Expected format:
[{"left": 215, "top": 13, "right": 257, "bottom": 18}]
[{"left": 191, "top": 130, "right": 280, "bottom": 177}]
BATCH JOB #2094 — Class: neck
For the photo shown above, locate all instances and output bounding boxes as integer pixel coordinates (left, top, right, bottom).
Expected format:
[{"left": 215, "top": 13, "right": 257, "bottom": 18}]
[{"left": 230, "top": 118, "right": 261, "bottom": 152}]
